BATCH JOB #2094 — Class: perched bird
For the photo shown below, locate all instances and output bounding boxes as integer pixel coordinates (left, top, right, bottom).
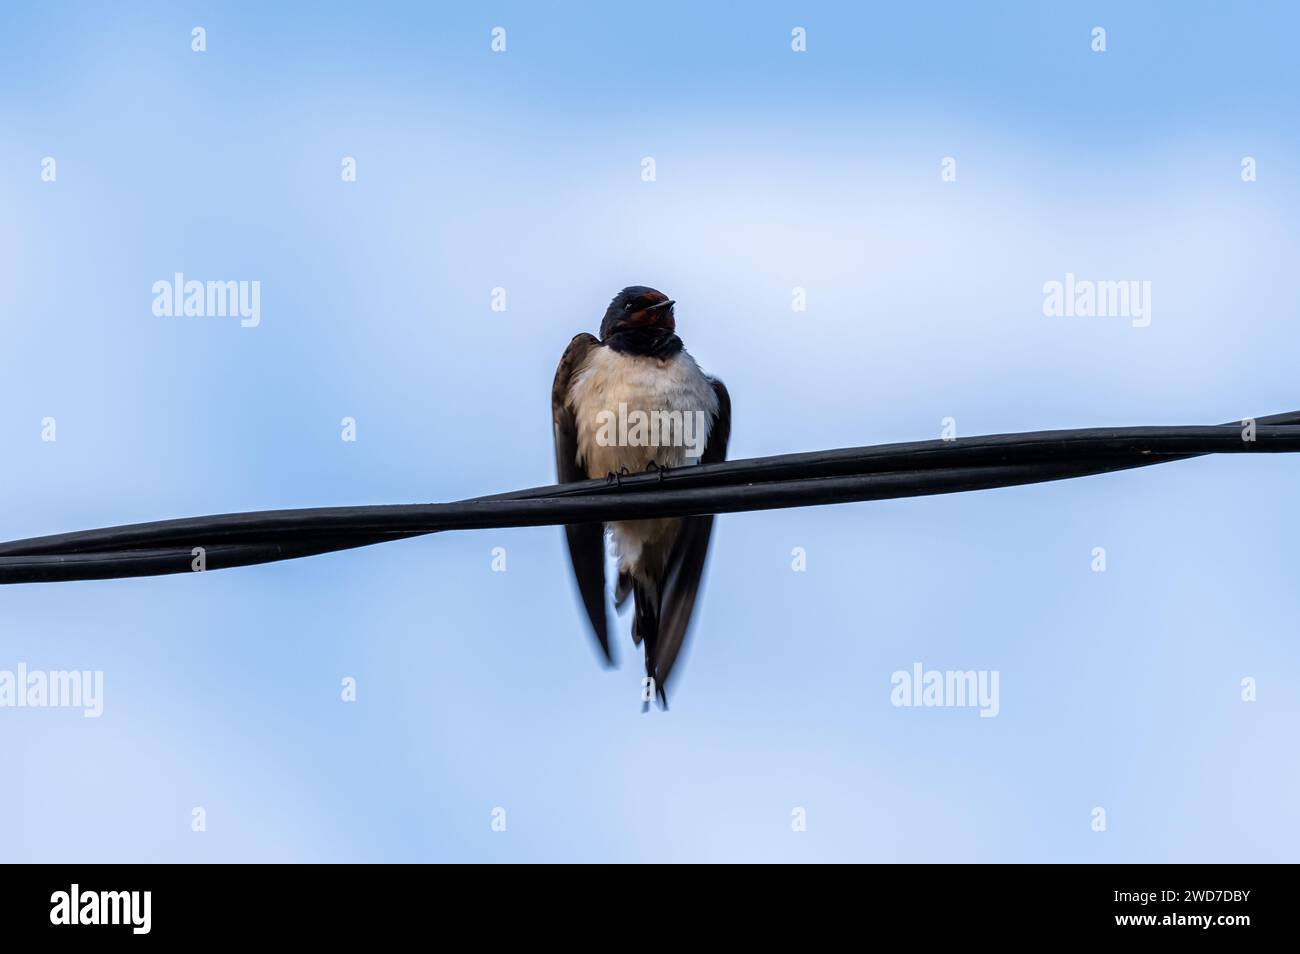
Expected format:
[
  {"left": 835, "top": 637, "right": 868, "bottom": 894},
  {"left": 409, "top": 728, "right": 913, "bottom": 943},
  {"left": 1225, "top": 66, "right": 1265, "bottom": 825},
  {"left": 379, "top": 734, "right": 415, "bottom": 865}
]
[{"left": 551, "top": 286, "right": 731, "bottom": 708}]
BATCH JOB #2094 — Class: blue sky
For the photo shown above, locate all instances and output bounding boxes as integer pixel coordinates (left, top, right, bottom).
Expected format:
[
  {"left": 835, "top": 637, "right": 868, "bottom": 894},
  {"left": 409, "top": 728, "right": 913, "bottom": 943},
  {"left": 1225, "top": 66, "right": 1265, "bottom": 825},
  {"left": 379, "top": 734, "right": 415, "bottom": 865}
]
[{"left": 1, "top": 1, "right": 1297, "bottom": 862}]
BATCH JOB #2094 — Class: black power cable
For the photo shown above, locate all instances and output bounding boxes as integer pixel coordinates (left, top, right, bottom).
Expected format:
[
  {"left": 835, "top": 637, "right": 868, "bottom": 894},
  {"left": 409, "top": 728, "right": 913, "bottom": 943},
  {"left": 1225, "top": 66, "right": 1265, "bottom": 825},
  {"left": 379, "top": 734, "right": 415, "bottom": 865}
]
[{"left": 2, "top": 414, "right": 1295, "bottom": 584}]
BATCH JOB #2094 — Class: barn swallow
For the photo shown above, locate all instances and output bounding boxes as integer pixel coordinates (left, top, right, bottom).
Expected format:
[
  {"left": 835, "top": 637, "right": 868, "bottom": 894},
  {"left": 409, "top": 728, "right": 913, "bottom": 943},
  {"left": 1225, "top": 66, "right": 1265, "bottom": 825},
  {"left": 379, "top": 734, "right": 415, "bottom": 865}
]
[{"left": 551, "top": 286, "right": 731, "bottom": 708}]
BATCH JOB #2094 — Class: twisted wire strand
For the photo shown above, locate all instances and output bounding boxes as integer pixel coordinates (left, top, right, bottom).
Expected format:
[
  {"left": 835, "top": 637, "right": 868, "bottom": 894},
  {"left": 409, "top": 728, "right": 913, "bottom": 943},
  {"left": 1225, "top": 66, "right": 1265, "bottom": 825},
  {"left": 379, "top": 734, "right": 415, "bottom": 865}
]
[{"left": 2, "top": 414, "right": 1294, "bottom": 584}]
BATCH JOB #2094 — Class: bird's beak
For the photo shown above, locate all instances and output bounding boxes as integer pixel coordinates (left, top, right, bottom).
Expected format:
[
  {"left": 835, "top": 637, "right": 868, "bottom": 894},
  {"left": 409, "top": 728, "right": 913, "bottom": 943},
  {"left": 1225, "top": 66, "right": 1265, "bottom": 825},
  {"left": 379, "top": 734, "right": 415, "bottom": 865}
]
[{"left": 647, "top": 299, "right": 676, "bottom": 312}]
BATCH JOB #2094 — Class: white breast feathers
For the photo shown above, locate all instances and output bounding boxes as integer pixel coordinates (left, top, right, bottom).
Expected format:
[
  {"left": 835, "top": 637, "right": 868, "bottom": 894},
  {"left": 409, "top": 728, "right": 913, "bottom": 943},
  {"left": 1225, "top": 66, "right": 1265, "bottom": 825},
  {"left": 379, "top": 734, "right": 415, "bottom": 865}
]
[{"left": 569, "top": 346, "right": 719, "bottom": 480}]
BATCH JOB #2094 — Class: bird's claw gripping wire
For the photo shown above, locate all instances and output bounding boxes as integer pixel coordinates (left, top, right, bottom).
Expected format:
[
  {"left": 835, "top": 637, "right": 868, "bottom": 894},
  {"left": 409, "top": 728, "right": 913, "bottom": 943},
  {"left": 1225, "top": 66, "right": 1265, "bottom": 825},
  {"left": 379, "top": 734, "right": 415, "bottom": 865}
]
[
  {"left": 645, "top": 461, "right": 670, "bottom": 482},
  {"left": 605, "top": 466, "right": 632, "bottom": 488}
]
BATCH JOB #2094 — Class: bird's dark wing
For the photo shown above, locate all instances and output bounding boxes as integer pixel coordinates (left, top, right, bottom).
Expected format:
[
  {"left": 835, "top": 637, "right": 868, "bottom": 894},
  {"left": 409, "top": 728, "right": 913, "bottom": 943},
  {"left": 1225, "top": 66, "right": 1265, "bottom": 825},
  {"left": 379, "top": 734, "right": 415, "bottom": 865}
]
[
  {"left": 654, "top": 377, "right": 731, "bottom": 696},
  {"left": 551, "top": 333, "right": 613, "bottom": 663}
]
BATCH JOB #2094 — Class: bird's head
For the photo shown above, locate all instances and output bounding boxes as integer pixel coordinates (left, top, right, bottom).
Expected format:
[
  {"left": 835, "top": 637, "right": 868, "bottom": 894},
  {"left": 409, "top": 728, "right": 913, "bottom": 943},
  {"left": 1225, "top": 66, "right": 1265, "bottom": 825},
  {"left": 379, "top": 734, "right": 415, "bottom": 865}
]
[{"left": 599, "top": 286, "right": 676, "bottom": 341}]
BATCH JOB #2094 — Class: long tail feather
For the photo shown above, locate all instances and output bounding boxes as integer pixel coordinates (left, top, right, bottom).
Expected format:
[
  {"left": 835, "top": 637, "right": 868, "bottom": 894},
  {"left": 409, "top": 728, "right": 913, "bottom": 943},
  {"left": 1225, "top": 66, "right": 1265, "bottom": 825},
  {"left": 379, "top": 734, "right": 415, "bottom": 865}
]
[{"left": 632, "top": 579, "right": 668, "bottom": 708}]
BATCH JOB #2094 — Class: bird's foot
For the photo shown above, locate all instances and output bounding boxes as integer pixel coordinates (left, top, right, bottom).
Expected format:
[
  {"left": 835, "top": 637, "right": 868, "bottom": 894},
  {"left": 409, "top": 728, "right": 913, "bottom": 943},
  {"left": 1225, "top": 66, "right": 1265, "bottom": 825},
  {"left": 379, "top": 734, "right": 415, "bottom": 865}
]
[
  {"left": 645, "top": 461, "right": 670, "bottom": 482},
  {"left": 605, "top": 466, "right": 631, "bottom": 488}
]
